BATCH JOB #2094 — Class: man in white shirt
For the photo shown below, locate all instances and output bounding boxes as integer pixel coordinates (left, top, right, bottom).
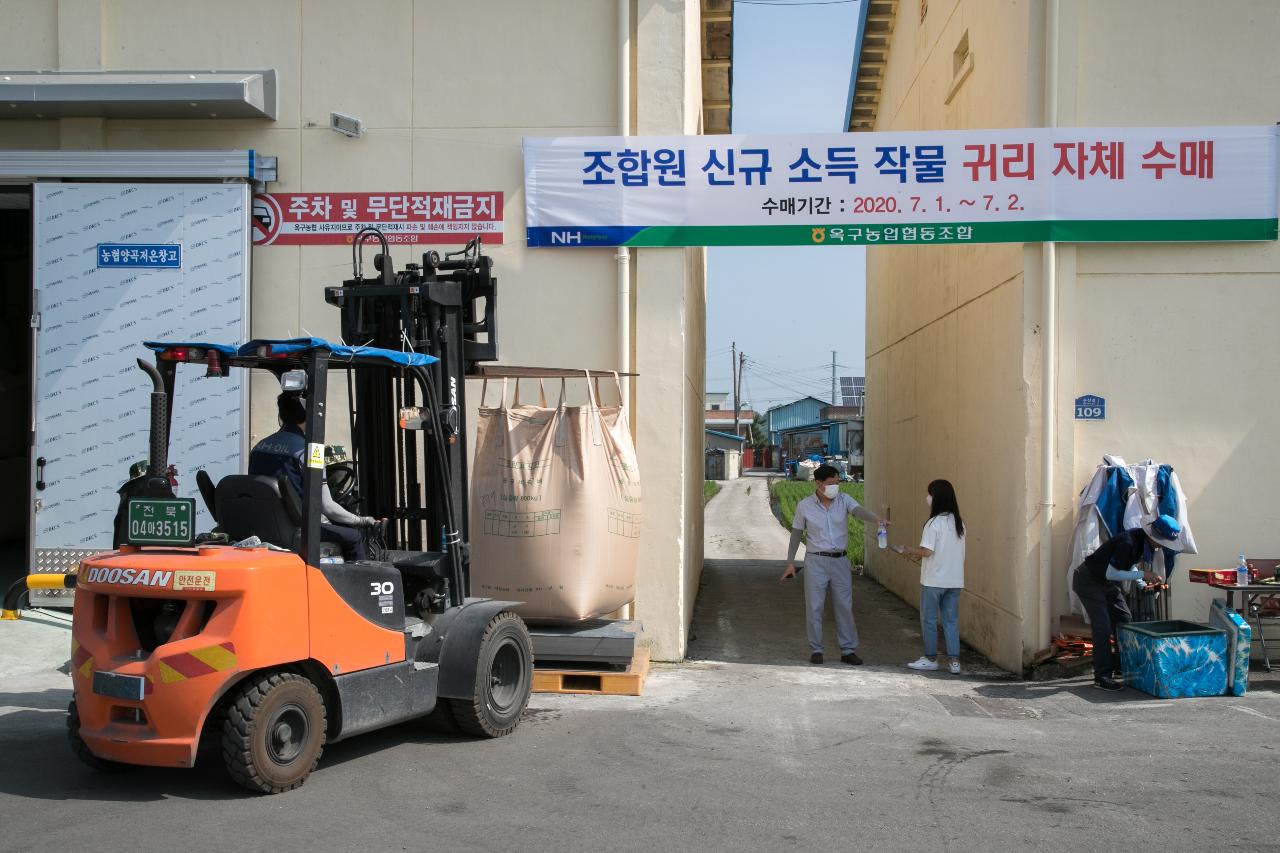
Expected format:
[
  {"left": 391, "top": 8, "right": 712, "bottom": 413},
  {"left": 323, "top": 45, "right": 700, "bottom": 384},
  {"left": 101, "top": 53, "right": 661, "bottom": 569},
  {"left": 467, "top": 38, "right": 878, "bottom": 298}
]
[{"left": 783, "top": 465, "right": 889, "bottom": 665}]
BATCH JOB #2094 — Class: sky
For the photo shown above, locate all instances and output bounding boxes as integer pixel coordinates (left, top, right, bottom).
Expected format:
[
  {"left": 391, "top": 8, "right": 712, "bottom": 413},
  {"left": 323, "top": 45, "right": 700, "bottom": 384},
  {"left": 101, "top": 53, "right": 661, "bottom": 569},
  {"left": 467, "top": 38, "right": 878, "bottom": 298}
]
[{"left": 704, "top": 0, "right": 866, "bottom": 412}]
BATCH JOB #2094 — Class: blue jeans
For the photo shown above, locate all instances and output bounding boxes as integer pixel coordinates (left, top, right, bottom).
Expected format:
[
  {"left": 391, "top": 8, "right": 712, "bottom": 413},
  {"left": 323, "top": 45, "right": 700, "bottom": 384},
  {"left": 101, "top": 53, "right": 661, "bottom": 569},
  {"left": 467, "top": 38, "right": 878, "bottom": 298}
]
[{"left": 921, "top": 586, "right": 960, "bottom": 659}]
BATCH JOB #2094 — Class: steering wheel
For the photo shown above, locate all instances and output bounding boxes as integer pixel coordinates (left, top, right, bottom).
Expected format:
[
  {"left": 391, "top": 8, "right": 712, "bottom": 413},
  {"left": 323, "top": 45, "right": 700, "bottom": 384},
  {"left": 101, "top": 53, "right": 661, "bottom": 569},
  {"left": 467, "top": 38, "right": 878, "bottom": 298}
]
[{"left": 326, "top": 462, "right": 359, "bottom": 508}]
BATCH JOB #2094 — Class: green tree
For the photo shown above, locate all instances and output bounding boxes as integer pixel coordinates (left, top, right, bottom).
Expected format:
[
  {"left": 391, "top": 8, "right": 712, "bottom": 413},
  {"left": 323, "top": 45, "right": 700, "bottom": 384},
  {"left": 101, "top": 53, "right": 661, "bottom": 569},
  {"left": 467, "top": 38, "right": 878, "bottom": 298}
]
[{"left": 751, "top": 413, "right": 768, "bottom": 449}]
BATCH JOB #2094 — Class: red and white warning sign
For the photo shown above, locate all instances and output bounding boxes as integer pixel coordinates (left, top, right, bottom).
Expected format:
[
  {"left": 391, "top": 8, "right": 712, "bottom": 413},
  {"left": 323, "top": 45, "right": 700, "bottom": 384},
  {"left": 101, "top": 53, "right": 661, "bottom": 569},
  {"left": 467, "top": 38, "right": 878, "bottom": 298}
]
[{"left": 251, "top": 192, "right": 504, "bottom": 246}]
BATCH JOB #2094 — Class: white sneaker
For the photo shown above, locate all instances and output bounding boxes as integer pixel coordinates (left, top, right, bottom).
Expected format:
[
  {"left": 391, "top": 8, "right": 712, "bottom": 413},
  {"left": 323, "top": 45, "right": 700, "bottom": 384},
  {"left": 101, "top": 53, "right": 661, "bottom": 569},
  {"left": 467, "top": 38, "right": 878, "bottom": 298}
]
[
  {"left": 948, "top": 660, "right": 961, "bottom": 674},
  {"left": 907, "top": 657, "right": 939, "bottom": 671}
]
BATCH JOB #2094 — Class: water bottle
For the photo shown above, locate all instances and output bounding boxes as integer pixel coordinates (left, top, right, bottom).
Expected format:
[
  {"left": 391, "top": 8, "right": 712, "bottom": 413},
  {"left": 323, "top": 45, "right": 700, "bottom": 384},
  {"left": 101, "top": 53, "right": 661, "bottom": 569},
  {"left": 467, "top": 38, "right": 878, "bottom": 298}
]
[
  {"left": 877, "top": 522, "right": 888, "bottom": 550},
  {"left": 1237, "top": 554, "right": 1249, "bottom": 587}
]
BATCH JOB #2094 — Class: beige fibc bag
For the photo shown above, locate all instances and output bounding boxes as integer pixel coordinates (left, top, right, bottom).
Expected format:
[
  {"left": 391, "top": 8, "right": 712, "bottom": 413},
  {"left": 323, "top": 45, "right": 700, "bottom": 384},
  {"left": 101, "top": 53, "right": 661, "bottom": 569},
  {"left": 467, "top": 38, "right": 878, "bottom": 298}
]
[{"left": 469, "top": 374, "right": 641, "bottom": 622}]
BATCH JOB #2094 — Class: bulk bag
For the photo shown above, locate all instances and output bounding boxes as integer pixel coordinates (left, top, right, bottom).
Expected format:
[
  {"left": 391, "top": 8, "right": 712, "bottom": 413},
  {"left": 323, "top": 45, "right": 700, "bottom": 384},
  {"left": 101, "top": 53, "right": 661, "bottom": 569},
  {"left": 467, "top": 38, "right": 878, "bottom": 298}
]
[{"left": 469, "top": 374, "right": 641, "bottom": 621}]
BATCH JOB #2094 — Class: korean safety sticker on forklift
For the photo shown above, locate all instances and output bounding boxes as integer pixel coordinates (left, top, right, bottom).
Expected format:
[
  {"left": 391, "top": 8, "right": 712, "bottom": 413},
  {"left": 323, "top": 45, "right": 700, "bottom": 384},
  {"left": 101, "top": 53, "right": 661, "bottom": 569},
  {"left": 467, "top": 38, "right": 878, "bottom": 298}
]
[
  {"left": 173, "top": 571, "right": 216, "bottom": 592},
  {"left": 308, "top": 443, "right": 326, "bottom": 469}
]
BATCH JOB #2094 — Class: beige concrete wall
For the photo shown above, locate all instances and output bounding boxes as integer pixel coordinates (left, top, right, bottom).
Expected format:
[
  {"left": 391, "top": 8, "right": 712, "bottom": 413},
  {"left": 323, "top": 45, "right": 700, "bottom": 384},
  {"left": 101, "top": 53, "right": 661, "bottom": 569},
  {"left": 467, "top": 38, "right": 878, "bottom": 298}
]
[
  {"left": 0, "top": 0, "right": 708, "bottom": 660},
  {"left": 632, "top": 0, "right": 707, "bottom": 661},
  {"left": 864, "top": 0, "right": 1036, "bottom": 673},
  {"left": 1051, "top": 0, "right": 1280, "bottom": 630},
  {"left": 867, "top": 0, "right": 1280, "bottom": 672}
]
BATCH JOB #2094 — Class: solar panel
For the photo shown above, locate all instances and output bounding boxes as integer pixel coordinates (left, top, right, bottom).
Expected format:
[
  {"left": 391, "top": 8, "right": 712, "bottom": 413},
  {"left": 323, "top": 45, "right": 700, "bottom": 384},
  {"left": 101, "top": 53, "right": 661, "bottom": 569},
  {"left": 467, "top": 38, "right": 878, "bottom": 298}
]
[{"left": 836, "top": 376, "right": 865, "bottom": 409}]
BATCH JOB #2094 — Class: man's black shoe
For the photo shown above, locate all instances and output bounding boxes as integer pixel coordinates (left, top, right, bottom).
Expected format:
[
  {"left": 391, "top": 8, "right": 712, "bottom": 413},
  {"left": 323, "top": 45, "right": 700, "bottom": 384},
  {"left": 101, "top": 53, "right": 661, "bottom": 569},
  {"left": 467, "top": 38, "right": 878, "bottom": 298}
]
[
  {"left": 841, "top": 652, "right": 863, "bottom": 666},
  {"left": 810, "top": 653, "right": 823, "bottom": 665},
  {"left": 1093, "top": 676, "right": 1125, "bottom": 691}
]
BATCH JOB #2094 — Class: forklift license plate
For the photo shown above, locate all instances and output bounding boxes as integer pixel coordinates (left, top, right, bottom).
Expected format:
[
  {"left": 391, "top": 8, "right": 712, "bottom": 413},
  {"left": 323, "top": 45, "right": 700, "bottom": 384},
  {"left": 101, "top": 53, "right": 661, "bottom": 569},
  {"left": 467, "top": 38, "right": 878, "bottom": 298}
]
[{"left": 126, "top": 498, "right": 196, "bottom": 546}]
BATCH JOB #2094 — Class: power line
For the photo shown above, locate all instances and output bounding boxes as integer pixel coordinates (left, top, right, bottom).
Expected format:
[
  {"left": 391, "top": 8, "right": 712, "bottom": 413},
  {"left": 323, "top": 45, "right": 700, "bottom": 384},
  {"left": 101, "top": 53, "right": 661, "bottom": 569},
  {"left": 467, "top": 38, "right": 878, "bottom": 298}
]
[
  {"left": 742, "top": 357, "right": 821, "bottom": 376},
  {"left": 742, "top": 362, "right": 861, "bottom": 394},
  {"left": 748, "top": 370, "right": 828, "bottom": 400},
  {"left": 747, "top": 359, "right": 838, "bottom": 371},
  {"left": 744, "top": 357, "right": 849, "bottom": 377},
  {"left": 742, "top": 362, "right": 833, "bottom": 391}
]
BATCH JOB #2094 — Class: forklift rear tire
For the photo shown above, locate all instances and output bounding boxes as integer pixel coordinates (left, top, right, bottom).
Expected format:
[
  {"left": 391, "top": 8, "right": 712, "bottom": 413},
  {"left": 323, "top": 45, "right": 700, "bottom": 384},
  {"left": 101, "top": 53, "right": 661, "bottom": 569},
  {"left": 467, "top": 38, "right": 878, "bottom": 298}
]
[
  {"left": 447, "top": 611, "right": 533, "bottom": 738},
  {"left": 221, "top": 672, "right": 327, "bottom": 794},
  {"left": 67, "top": 700, "right": 118, "bottom": 771}
]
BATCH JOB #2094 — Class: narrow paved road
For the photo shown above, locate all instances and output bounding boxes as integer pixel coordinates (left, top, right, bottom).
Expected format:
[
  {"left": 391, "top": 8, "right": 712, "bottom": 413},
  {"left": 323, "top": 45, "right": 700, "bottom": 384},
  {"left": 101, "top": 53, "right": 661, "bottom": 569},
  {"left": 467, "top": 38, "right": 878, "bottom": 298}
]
[
  {"left": 693, "top": 473, "right": 1001, "bottom": 673},
  {"left": 704, "top": 472, "right": 789, "bottom": 561}
]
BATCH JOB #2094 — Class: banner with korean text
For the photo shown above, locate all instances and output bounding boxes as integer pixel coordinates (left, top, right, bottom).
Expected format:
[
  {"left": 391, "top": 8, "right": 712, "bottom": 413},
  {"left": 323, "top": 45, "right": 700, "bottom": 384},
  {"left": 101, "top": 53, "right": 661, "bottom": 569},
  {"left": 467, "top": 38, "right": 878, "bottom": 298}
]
[
  {"left": 523, "top": 126, "right": 1278, "bottom": 247},
  {"left": 252, "top": 192, "right": 503, "bottom": 246}
]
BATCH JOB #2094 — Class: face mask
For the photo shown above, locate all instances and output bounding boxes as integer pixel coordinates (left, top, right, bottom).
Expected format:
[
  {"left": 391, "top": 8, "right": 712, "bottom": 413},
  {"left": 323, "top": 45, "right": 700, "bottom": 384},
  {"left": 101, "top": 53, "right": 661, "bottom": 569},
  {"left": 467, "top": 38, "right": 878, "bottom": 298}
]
[
  {"left": 823, "top": 484, "right": 840, "bottom": 499},
  {"left": 926, "top": 494, "right": 933, "bottom": 507}
]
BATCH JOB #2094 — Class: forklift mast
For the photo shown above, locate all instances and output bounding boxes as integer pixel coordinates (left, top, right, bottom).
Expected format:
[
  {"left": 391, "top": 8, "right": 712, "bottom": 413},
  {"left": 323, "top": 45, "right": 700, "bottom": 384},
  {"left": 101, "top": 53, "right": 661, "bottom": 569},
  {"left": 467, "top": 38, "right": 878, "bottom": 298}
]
[{"left": 323, "top": 230, "right": 497, "bottom": 580}]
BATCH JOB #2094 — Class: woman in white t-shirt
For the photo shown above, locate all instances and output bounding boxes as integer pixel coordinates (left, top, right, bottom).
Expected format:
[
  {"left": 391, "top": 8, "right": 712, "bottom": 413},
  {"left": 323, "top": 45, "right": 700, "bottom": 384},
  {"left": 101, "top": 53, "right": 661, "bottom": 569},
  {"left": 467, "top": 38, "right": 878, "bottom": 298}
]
[{"left": 898, "top": 479, "right": 966, "bottom": 674}]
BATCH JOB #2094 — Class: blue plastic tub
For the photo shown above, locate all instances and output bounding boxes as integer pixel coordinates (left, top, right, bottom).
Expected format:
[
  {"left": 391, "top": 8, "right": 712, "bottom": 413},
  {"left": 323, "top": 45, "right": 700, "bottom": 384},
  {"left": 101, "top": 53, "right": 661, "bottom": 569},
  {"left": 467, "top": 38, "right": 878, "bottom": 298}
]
[{"left": 1118, "top": 620, "right": 1228, "bottom": 698}]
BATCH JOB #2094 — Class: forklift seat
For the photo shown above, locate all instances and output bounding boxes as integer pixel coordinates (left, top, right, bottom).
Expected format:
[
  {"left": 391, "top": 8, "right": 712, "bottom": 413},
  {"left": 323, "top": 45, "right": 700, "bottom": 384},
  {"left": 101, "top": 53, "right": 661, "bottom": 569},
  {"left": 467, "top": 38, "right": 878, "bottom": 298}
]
[
  {"left": 214, "top": 475, "right": 304, "bottom": 552},
  {"left": 214, "top": 474, "right": 342, "bottom": 560}
]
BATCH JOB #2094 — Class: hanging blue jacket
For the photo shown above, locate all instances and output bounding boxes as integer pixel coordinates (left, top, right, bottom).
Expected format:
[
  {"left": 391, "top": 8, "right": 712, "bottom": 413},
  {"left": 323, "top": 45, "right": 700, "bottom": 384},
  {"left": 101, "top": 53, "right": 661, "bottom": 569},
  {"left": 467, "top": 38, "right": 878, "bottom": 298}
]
[
  {"left": 1154, "top": 464, "right": 1180, "bottom": 572},
  {"left": 1096, "top": 466, "right": 1134, "bottom": 540}
]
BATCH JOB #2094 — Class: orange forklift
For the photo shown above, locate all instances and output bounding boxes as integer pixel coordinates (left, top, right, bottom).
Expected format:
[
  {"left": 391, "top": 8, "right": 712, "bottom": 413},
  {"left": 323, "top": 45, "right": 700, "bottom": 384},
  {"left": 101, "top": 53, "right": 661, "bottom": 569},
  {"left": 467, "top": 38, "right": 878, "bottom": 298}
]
[{"left": 43, "top": 232, "right": 533, "bottom": 793}]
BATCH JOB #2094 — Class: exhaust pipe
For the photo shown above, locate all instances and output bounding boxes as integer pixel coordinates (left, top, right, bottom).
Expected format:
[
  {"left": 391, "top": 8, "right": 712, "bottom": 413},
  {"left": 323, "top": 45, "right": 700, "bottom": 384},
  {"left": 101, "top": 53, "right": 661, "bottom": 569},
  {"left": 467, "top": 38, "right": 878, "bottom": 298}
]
[{"left": 137, "top": 358, "right": 168, "bottom": 479}]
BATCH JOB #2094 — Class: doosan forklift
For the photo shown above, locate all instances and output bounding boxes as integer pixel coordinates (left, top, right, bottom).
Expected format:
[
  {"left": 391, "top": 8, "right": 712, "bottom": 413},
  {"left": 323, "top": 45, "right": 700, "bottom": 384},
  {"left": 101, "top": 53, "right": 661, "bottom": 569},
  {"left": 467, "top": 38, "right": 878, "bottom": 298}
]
[{"left": 7, "top": 231, "right": 533, "bottom": 794}]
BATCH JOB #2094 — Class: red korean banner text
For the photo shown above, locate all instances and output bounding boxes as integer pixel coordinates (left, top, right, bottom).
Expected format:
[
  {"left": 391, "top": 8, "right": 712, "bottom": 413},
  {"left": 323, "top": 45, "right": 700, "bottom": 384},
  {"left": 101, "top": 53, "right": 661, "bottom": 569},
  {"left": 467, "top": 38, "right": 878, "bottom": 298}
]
[{"left": 252, "top": 192, "right": 504, "bottom": 246}]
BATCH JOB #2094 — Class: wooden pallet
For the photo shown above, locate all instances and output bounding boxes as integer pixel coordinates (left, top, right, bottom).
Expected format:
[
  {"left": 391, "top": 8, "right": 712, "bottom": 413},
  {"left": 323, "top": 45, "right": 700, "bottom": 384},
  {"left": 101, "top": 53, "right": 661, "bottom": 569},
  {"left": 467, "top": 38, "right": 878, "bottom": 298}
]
[{"left": 532, "top": 646, "right": 650, "bottom": 696}]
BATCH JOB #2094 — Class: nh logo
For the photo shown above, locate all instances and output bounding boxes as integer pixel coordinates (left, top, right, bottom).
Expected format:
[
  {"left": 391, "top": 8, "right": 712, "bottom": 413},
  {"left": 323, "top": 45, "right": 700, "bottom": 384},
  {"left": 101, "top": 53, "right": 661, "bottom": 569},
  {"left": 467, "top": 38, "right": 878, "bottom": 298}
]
[{"left": 551, "top": 231, "right": 582, "bottom": 245}]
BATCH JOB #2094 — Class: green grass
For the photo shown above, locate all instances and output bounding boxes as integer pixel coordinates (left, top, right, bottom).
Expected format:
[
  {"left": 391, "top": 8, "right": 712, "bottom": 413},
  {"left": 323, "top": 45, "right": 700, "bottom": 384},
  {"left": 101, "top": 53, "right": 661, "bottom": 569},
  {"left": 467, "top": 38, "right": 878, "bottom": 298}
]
[
  {"left": 770, "top": 480, "right": 868, "bottom": 567},
  {"left": 704, "top": 480, "right": 722, "bottom": 505}
]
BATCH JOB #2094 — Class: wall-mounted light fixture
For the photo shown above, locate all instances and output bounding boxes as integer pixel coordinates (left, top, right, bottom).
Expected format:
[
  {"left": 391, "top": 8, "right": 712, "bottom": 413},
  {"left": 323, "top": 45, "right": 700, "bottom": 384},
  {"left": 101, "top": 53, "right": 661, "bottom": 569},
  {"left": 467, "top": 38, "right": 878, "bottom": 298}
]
[{"left": 330, "top": 112, "right": 363, "bottom": 138}]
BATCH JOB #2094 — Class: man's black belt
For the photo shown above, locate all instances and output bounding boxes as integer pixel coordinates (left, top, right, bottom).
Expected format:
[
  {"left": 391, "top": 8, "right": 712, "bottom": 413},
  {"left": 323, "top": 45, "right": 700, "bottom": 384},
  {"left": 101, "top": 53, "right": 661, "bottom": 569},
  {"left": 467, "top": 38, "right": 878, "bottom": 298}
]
[{"left": 811, "top": 550, "right": 847, "bottom": 558}]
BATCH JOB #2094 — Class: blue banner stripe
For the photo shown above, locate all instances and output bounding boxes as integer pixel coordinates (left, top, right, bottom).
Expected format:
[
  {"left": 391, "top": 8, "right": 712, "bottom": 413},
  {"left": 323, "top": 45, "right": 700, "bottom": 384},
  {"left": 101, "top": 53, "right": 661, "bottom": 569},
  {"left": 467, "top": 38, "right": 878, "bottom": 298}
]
[{"left": 526, "top": 226, "right": 646, "bottom": 247}]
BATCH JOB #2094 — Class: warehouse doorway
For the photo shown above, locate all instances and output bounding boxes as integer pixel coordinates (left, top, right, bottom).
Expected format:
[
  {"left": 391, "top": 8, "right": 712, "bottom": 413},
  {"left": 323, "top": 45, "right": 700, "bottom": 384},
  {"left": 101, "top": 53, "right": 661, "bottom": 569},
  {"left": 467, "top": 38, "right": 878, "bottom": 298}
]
[
  {"left": 0, "top": 187, "right": 32, "bottom": 596},
  {"left": 692, "top": 243, "right": 867, "bottom": 666}
]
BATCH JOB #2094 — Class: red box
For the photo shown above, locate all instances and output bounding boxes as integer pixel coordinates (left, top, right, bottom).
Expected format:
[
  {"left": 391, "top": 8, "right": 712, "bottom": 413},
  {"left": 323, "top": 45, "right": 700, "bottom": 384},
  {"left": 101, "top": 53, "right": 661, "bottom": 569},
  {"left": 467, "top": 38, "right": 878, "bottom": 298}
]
[{"left": 1188, "top": 568, "right": 1236, "bottom": 585}]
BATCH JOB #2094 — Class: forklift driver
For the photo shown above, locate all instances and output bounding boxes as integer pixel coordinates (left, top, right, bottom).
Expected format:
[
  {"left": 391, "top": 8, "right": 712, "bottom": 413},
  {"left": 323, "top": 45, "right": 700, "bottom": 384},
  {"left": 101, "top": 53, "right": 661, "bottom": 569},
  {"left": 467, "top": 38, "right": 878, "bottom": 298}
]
[{"left": 249, "top": 393, "right": 380, "bottom": 561}]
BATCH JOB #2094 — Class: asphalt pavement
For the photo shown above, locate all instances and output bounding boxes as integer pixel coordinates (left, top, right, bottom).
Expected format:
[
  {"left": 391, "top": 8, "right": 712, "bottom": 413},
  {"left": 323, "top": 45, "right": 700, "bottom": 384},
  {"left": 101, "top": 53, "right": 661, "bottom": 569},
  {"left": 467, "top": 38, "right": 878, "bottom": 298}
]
[{"left": 1, "top": 474, "right": 1276, "bottom": 852}]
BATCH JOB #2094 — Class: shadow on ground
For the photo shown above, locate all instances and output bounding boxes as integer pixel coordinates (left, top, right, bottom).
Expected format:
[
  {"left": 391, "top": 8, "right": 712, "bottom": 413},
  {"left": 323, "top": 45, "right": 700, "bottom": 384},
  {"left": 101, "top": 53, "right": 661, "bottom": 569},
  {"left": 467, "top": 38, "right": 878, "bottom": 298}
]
[
  {"left": 0, "top": 684, "right": 481, "bottom": 803},
  {"left": 687, "top": 557, "right": 1011, "bottom": 677}
]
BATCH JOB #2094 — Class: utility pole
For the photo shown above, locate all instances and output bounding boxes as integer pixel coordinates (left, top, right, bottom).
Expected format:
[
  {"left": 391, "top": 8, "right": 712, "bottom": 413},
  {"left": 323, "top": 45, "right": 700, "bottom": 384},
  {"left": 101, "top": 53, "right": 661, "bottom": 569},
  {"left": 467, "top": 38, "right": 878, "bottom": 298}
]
[
  {"left": 731, "top": 341, "right": 740, "bottom": 437},
  {"left": 736, "top": 349, "right": 746, "bottom": 438},
  {"left": 831, "top": 350, "right": 838, "bottom": 405}
]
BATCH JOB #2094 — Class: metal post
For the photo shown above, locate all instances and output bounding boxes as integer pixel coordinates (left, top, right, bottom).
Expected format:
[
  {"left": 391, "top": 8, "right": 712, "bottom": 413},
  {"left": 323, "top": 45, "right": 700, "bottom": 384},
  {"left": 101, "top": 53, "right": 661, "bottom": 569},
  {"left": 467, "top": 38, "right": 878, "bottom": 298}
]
[
  {"left": 738, "top": 350, "right": 746, "bottom": 439},
  {"left": 1038, "top": 0, "right": 1061, "bottom": 651},
  {"left": 301, "top": 350, "right": 327, "bottom": 568},
  {"left": 831, "top": 350, "right": 837, "bottom": 405},
  {"left": 616, "top": 0, "right": 631, "bottom": 413},
  {"left": 732, "top": 341, "right": 739, "bottom": 437}
]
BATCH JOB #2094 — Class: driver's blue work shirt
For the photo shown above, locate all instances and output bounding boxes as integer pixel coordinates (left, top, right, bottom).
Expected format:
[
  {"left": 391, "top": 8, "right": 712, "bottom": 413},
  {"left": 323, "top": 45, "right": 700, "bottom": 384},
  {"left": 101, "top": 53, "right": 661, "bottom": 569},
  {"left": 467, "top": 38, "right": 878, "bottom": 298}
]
[{"left": 247, "top": 424, "right": 305, "bottom": 495}]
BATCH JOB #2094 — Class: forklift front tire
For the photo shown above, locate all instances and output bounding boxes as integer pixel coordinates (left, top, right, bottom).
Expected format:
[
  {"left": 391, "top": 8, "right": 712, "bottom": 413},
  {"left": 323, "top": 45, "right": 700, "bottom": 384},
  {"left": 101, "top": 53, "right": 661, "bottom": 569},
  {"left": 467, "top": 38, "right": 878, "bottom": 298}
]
[
  {"left": 222, "top": 672, "right": 327, "bottom": 794},
  {"left": 67, "top": 700, "right": 118, "bottom": 771},
  {"left": 447, "top": 610, "right": 533, "bottom": 739}
]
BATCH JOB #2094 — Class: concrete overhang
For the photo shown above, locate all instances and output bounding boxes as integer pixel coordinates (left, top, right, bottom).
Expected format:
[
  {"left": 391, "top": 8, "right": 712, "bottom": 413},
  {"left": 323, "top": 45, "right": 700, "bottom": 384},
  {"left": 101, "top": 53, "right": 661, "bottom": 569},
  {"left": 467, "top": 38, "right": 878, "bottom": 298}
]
[
  {"left": 845, "top": 0, "right": 896, "bottom": 132},
  {"left": 0, "top": 70, "right": 277, "bottom": 120},
  {"left": 701, "top": 0, "right": 733, "bottom": 134}
]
